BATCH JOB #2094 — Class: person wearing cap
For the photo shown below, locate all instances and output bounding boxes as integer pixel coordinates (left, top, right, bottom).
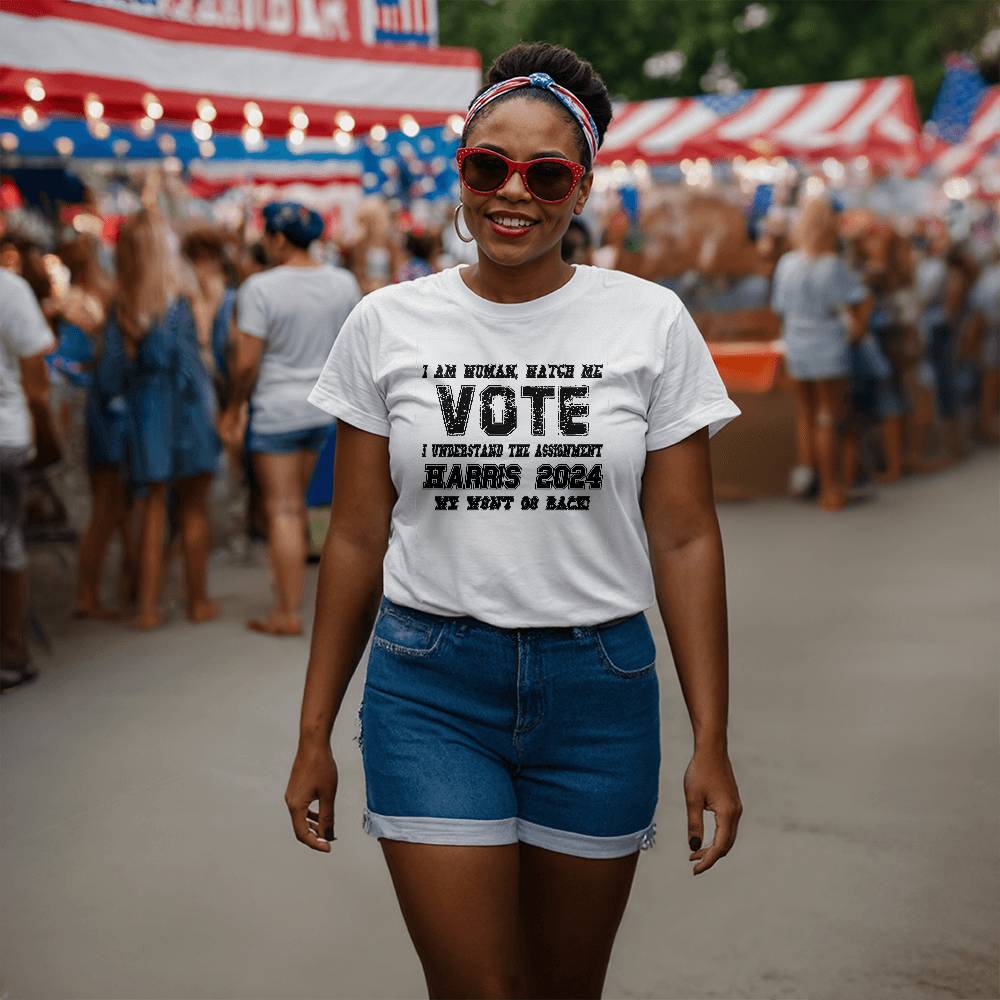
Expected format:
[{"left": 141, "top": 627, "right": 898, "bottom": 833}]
[{"left": 220, "top": 201, "right": 361, "bottom": 636}]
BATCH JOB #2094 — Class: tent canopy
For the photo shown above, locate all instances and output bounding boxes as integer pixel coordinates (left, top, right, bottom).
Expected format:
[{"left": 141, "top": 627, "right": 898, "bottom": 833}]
[
  {"left": 599, "top": 77, "right": 920, "bottom": 166},
  {"left": 0, "top": 0, "right": 480, "bottom": 136}
]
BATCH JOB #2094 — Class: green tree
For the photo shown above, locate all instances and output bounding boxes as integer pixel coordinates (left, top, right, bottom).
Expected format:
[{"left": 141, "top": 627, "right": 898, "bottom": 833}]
[{"left": 439, "top": 0, "right": 997, "bottom": 116}]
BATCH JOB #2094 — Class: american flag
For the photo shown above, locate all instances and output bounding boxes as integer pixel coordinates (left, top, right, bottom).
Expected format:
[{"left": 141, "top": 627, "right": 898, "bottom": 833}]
[
  {"left": 598, "top": 76, "right": 920, "bottom": 165},
  {"left": 924, "top": 53, "right": 1000, "bottom": 176},
  {"left": 368, "top": 0, "right": 437, "bottom": 46}
]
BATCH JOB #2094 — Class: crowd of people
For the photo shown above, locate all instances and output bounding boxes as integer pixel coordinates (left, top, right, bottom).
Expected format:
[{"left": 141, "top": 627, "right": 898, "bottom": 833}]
[{"left": 0, "top": 170, "right": 997, "bottom": 691}]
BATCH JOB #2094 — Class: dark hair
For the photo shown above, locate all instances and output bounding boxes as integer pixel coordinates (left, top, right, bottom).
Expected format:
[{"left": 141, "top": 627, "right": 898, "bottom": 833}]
[
  {"left": 462, "top": 42, "right": 613, "bottom": 170},
  {"left": 181, "top": 224, "right": 228, "bottom": 263},
  {"left": 561, "top": 218, "right": 592, "bottom": 261}
]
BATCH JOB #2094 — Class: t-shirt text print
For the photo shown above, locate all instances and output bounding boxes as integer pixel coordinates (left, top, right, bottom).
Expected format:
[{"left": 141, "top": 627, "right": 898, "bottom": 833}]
[
  {"left": 423, "top": 359, "right": 606, "bottom": 513},
  {"left": 308, "top": 264, "right": 740, "bottom": 629}
]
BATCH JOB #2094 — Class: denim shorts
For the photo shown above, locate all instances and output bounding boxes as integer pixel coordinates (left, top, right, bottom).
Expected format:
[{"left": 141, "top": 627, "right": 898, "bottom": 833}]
[
  {"left": 355, "top": 595, "right": 661, "bottom": 859},
  {"left": 245, "top": 423, "right": 331, "bottom": 454}
]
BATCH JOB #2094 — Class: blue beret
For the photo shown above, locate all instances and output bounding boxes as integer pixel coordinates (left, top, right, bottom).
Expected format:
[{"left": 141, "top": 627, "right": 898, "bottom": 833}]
[{"left": 263, "top": 201, "right": 324, "bottom": 247}]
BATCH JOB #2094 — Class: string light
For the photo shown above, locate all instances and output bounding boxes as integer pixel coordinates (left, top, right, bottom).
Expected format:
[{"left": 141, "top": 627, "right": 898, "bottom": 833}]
[
  {"left": 335, "top": 111, "right": 355, "bottom": 133},
  {"left": 88, "top": 120, "right": 111, "bottom": 140},
  {"left": 196, "top": 98, "right": 217, "bottom": 123},
  {"left": 447, "top": 114, "right": 464, "bottom": 135},
  {"left": 242, "top": 125, "right": 263, "bottom": 150},
  {"left": 400, "top": 113, "right": 419, "bottom": 137},
  {"left": 19, "top": 105, "right": 40, "bottom": 129},
  {"left": 135, "top": 116, "right": 156, "bottom": 137},
  {"left": 192, "top": 119, "right": 213, "bottom": 141},
  {"left": 143, "top": 93, "right": 163, "bottom": 120},
  {"left": 333, "top": 129, "right": 354, "bottom": 150},
  {"left": 84, "top": 93, "right": 104, "bottom": 119},
  {"left": 244, "top": 102, "right": 263, "bottom": 128},
  {"left": 289, "top": 106, "right": 309, "bottom": 130},
  {"left": 287, "top": 127, "right": 305, "bottom": 147},
  {"left": 24, "top": 77, "right": 45, "bottom": 102},
  {"left": 1, "top": 132, "right": 20, "bottom": 152},
  {"left": 112, "top": 139, "right": 131, "bottom": 157},
  {"left": 54, "top": 137, "right": 74, "bottom": 157},
  {"left": 198, "top": 140, "right": 216, "bottom": 158},
  {"left": 369, "top": 123, "right": 387, "bottom": 142}
]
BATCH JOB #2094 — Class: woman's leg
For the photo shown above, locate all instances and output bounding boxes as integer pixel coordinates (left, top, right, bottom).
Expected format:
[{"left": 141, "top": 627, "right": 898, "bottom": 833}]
[
  {"left": 134, "top": 482, "right": 167, "bottom": 629},
  {"left": 792, "top": 379, "right": 816, "bottom": 470},
  {"left": 814, "top": 378, "right": 849, "bottom": 510},
  {"left": 518, "top": 842, "right": 642, "bottom": 999},
  {"left": 249, "top": 451, "right": 309, "bottom": 634},
  {"left": 378, "top": 841, "right": 524, "bottom": 999},
  {"left": 74, "top": 466, "right": 126, "bottom": 618},
  {"left": 175, "top": 472, "right": 217, "bottom": 622}
]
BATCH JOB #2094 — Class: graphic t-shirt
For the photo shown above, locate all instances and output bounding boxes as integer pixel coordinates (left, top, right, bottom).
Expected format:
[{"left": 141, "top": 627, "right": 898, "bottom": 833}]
[{"left": 308, "top": 264, "right": 741, "bottom": 628}]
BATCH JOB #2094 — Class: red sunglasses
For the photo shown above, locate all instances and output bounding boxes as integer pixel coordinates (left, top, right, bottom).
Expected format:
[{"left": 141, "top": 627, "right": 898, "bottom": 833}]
[{"left": 456, "top": 147, "right": 587, "bottom": 204}]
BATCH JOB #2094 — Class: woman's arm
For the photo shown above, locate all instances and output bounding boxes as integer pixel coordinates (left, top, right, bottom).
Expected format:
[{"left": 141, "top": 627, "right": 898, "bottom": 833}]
[
  {"left": 640, "top": 427, "right": 743, "bottom": 875},
  {"left": 285, "top": 420, "right": 396, "bottom": 852}
]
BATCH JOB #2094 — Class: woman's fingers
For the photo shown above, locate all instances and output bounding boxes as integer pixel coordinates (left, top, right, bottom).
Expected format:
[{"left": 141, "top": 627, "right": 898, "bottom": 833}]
[
  {"left": 287, "top": 797, "right": 332, "bottom": 853},
  {"left": 691, "top": 805, "right": 742, "bottom": 875}
]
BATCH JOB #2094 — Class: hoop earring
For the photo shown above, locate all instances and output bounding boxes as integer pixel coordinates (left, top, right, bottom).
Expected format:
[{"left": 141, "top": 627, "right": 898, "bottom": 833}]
[{"left": 453, "top": 203, "right": 474, "bottom": 244}]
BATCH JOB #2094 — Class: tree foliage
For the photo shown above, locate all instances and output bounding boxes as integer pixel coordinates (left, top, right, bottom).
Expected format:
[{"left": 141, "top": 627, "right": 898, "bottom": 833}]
[{"left": 439, "top": 0, "right": 997, "bottom": 116}]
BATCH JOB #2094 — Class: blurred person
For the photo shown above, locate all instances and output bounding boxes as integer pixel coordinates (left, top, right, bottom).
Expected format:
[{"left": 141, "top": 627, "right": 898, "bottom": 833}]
[
  {"left": 561, "top": 216, "right": 593, "bottom": 264},
  {"left": 346, "top": 198, "right": 403, "bottom": 293},
  {"left": 48, "top": 235, "right": 135, "bottom": 618},
  {"left": 287, "top": 42, "right": 743, "bottom": 999},
  {"left": 771, "top": 196, "right": 870, "bottom": 510},
  {"left": 220, "top": 201, "right": 361, "bottom": 636},
  {"left": 394, "top": 227, "right": 438, "bottom": 283},
  {"left": 963, "top": 241, "right": 1000, "bottom": 444},
  {"left": 97, "top": 208, "right": 220, "bottom": 629},
  {"left": 859, "top": 221, "right": 925, "bottom": 480},
  {"left": 181, "top": 224, "right": 237, "bottom": 407},
  {"left": 0, "top": 267, "right": 56, "bottom": 691},
  {"left": 913, "top": 220, "right": 968, "bottom": 462}
]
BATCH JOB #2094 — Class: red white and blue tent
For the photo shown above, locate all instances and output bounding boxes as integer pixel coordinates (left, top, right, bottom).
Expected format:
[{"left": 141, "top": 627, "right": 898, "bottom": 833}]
[
  {"left": 598, "top": 76, "right": 921, "bottom": 166},
  {"left": 0, "top": 0, "right": 479, "bottom": 138}
]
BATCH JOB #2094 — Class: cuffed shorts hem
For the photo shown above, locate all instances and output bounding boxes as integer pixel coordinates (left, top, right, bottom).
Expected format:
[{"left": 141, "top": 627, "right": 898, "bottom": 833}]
[{"left": 361, "top": 808, "right": 657, "bottom": 858}]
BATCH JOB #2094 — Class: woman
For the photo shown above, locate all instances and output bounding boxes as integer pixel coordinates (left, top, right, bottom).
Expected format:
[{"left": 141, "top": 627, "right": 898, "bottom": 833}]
[
  {"left": 220, "top": 202, "right": 361, "bottom": 636},
  {"left": 771, "top": 196, "right": 870, "bottom": 510},
  {"left": 286, "top": 43, "right": 744, "bottom": 999},
  {"left": 97, "top": 208, "right": 219, "bottom": 628}
]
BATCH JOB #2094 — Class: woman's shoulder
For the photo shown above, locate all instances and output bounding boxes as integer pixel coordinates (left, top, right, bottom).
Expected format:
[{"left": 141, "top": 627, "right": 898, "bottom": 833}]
[{"left": 578, "top": 264, "right": 688, "bottom": 316}]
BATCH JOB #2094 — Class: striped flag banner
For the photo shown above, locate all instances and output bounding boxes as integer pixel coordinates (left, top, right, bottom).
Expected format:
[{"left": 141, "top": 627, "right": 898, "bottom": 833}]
[
  {"left": 598, "top": 76, "right": 921, "bottom": 166},
  {"left": 0, "top": 0, "right": 476, "bottom": 138}
]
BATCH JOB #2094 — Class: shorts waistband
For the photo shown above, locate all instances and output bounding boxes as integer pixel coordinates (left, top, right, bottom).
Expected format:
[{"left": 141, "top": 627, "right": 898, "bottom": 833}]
[{"left": 379, "top": 595, "right": 642, "bottom": 638}]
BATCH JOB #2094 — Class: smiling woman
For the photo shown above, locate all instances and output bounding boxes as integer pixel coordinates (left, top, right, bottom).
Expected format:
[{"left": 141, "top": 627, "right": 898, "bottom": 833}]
[{"left": 289, "top": 39, "right": 745, "bottom": 1000}]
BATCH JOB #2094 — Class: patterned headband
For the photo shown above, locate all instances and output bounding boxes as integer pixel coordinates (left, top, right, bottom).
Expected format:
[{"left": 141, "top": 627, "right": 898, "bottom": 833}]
[{"left": 463, "top": 71, "right": 600, "bottom": 165}]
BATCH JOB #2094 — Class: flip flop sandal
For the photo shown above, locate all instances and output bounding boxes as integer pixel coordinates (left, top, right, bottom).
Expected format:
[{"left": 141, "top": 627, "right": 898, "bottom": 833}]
[{"left": 1, "top": 661, "right": 39, "bottom": 693}]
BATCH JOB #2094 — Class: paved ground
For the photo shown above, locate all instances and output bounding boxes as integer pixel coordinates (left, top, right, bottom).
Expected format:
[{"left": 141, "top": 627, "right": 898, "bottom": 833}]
[{"left": 2, "top": 451, "right": 997, "bottom": 1000}]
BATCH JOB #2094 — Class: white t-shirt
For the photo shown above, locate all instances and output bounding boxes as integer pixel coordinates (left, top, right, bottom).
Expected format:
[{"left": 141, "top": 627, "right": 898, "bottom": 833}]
[
  {"left": 0, "top": 270, "right": 56, "bottom": 450},
  {"left": 236, "top": 263, "right": 362, "bottom": 434},
  {"left": 308, "top": 264, "right": 741, "bottom": 628}
]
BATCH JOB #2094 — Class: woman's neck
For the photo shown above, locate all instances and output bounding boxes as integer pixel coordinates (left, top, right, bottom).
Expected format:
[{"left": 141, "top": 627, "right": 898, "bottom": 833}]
[{"left": 463, "top": 245, "right": 575, "bottom": 303}]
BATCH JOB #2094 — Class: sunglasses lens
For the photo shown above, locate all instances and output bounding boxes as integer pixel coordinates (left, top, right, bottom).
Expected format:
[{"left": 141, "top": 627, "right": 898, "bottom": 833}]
[
  {"left": 525, "top": 161, "right": 576, "bottom": 201},
  {"left": 461, "top": 152, "right": 509, "bottom": 192}
]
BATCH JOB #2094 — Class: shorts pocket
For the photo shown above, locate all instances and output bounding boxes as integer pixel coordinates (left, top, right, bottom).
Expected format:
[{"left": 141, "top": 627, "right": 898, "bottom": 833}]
[
  {"left": 594, "top": 613, "right": 657, "bottom": 678},
  {"left": 373, "top": 605, "right": 445, "bottom": 657}
]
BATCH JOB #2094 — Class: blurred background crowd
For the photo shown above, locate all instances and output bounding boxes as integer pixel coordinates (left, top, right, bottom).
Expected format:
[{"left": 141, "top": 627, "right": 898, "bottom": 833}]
[{"left": 1, "top": 0, "right": 999, "bottom": 692}]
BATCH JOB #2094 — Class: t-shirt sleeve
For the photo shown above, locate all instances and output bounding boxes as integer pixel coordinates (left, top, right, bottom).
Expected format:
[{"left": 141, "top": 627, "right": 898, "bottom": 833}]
[
  {"left": 645, "top": 301, "right": 742, "bottom": 451},
  {"left": 307, "top": 296, "right": 390, "bottom": 437},
  {"left": 1, "top": 275, "right": 55, "bottom": 358},
  {"left": 235, "top": 276, "right": 268, "bottom": 340}
]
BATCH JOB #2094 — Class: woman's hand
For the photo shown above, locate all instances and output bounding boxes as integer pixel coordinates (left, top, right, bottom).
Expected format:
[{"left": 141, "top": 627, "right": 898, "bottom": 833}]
[
  {"left": 684, "top": 744, "right": 743, "bottom": 875},
  {"left": 217, "top": 403, "right": 246, "bottom": 450},
  {"left": 286, "top": 739, "right": 339, "bottom": 853}
]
